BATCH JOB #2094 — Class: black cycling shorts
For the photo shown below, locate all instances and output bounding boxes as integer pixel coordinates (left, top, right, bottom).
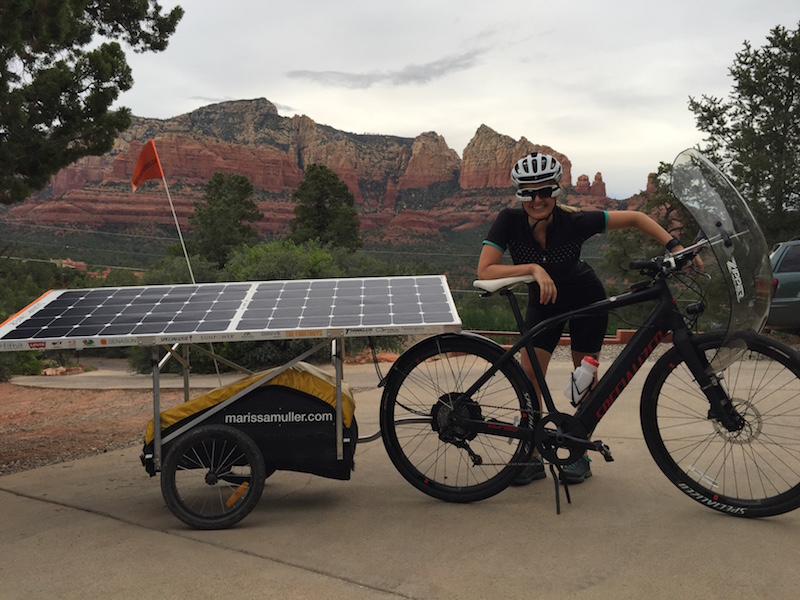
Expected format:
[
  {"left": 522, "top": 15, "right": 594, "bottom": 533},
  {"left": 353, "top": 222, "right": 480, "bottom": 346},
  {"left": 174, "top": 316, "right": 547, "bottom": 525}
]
[{"left": 524, "top": 275, "right": 608, "bottom": 355}]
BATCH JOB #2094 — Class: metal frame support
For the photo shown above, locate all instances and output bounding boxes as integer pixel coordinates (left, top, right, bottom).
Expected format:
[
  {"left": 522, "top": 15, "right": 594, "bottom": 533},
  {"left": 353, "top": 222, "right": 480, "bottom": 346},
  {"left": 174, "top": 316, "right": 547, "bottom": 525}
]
[
  {"left": 182, "top": 344, "right": 191, "bottom": 403},
  {"left": 151, "top": 346, "right": 163, "bottom": 472},
  {"left": 332, "top": 338, "right": 344, "bottom": 460}
]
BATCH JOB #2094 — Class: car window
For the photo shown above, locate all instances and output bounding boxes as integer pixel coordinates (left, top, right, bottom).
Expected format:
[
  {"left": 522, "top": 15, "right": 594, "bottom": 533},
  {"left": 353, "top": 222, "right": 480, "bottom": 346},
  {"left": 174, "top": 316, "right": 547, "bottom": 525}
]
[{"left": 777, "top": 244, "right": 800, "bottom": 273}]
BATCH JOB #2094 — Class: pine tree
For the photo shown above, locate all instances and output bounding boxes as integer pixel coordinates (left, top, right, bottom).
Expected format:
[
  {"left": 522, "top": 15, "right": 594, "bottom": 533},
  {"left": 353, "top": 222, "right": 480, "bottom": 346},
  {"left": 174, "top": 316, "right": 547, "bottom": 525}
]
[
  {"left": 289, "top": 164, "right": 363, "bottom": 251},
  {"left": 0, "top": 1, "right": 184, "bottom": 205},
  {"left": 689, "top": 21, "right": 800, "bottom": 243},
  {"left": 190, "top": 173, "right": 263, "bottom": 268}
]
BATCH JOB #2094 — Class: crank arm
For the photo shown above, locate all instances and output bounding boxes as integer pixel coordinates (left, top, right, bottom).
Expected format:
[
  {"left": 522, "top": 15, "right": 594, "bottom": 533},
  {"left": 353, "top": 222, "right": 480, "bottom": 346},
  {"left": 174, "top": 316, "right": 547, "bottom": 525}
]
[{"left": 541, "top": 430, "right": 615, "bottom": 462}]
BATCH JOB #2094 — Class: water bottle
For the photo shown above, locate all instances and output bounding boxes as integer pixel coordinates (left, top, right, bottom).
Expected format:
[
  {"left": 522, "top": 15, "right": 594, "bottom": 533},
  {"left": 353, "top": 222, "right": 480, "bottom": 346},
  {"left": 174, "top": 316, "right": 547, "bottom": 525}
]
[{"left": 564, "top": 356, "right": 599, "bottom": 406}]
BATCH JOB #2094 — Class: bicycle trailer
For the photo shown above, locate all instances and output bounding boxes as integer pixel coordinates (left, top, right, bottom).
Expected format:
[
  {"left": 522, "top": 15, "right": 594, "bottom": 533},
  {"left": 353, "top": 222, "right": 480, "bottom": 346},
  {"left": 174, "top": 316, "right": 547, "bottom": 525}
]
[{"left": 141, "top": 361, "right": 358, "bottom": 480}]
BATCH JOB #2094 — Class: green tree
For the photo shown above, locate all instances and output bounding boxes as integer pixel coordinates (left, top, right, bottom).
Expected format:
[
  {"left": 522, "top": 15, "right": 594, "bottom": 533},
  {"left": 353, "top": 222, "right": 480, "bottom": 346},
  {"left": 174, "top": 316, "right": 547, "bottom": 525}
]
[
  {"left": 289, "top": 164, "right": 362, "bottom": 251},
  {"left": 688, "top": 21, "right": 800, "bottom": 243},
  {"left": 102, "top": 268, "right": 140, "bottom": 287},
  {"left": 143, "top": 255, "right": 221, "bottom": 285},
  {"left": 0, "top": 1, "right": 184, "bottom": 205},
  {"left": 224, "top": 239, "right": 342, "bottom": 281},
  {"left": 0, "top": 255, "right": 95, "bottom": 380},
  {"left": 0, "top": 257, "right": 92, "bottom": 320},
  {"left": 189, "top": 173, "right": 263, "bottom": 268}
]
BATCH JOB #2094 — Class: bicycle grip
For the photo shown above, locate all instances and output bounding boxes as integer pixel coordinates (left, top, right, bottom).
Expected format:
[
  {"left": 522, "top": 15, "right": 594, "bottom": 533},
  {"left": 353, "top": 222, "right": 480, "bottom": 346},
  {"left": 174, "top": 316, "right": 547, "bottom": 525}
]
[{"left": 629, "top": 260, "right": 657, "bottom": 271}]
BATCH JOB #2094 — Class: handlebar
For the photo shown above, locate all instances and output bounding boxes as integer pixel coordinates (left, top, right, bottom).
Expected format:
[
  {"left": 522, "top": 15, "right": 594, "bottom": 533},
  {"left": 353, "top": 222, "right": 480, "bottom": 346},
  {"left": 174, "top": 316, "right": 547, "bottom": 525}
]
[
  {"left": 629, "top": 259, "right": 663, "bottom": 272},
  {"left": 629, "top": 248, "right": 699, "bottom": 275}
]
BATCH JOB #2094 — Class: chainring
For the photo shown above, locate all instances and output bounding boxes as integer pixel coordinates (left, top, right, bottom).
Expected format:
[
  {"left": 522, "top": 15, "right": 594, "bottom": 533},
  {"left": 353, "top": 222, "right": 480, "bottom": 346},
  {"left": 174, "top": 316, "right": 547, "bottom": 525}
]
[{"left": 534, "top": 412, "right": 589, "bottom": 465}]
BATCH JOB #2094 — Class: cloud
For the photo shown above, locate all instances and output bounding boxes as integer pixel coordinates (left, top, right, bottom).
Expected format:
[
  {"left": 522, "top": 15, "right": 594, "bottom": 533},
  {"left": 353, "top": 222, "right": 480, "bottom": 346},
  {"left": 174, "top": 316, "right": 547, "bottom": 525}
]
[
  {"left": 188, "top": 95, "right": 237, "bottom": 104},
  {"left": 272, "top": 101, "right": 295, "bottom": 113},
  {"left": 287, "top": 49, "right": 484, "bottom": 89}
]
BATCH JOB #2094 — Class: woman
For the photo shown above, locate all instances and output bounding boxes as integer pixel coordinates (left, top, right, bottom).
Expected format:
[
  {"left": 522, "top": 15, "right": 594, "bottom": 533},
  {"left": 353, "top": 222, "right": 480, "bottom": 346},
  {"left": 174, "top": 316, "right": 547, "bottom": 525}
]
[{"left": 477, "top": 152, "right": 692, "bottom": 484}]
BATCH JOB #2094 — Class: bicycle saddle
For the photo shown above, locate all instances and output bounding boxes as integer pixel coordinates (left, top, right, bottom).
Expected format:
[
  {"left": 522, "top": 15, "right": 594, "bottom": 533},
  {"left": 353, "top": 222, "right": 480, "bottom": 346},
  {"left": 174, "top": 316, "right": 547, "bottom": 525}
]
[{"left": 473, "top": 275, "right": 534, "bottom": 294}]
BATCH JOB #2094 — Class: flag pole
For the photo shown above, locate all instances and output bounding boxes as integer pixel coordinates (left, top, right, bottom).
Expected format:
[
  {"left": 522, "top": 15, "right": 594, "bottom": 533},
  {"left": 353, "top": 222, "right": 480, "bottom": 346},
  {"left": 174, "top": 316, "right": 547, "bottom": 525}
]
[
  {"left": 131, "top": 139, "right": 222, "bottom": 390},
  {"left": 160, "top": 177, "right": 223, "bottom": 385},
  {"left": 131, "top": 138, "right": 195, "bottom": 284},
  {"left": 161, "top": 177, "right": 196, "bottom": 284},
  {"left": 155, "top": 156, "right": 222, "bottom": 385}
]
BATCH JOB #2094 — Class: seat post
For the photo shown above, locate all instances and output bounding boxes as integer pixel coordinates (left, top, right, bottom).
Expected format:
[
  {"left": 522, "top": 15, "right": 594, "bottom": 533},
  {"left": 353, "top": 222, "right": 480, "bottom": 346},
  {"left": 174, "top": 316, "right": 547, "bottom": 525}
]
[{"left": 500, "top": 288, "right": 527, "bottom": 333}]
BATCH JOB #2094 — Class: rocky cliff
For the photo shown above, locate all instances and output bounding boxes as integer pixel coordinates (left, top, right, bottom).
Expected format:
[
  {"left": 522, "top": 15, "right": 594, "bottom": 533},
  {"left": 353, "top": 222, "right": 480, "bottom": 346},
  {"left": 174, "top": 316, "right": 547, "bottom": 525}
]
[{"left": 5, "top": 98, "right": 634, "bottom": 243}]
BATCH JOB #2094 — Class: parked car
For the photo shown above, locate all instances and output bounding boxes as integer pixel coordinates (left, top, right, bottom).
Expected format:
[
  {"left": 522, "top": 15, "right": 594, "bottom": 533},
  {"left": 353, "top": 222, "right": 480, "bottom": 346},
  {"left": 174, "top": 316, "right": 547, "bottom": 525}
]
[{"left": 767, "top": 238, "right": 800, "bottom": 333}]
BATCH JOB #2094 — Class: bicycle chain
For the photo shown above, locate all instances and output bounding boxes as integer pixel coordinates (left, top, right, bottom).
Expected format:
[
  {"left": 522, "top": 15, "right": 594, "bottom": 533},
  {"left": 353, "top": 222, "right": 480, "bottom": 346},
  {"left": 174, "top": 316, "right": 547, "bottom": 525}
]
[{"left": 452, "top": 405, "right": 577, "bottom": 468}]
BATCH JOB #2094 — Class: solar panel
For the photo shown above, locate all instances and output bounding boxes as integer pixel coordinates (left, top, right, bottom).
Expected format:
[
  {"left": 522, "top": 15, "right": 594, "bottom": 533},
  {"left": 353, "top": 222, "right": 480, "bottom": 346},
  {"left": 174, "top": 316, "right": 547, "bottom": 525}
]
[{"left": 0, "top": 276, "right": 462, "bottom": 351}]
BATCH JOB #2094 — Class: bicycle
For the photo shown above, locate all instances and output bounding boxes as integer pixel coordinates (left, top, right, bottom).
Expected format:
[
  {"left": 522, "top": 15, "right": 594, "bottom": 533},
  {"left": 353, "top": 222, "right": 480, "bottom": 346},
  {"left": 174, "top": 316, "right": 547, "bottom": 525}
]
[{"left": 379, "top": 149, "right": 800, "bottom": 517}]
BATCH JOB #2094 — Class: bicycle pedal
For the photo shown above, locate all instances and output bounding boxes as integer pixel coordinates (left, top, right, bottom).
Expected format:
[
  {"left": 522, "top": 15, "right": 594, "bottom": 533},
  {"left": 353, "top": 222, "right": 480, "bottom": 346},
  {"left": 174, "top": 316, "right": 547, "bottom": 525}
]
[{"left": 594, "top": 441, "right": 615, "bottom": 462}]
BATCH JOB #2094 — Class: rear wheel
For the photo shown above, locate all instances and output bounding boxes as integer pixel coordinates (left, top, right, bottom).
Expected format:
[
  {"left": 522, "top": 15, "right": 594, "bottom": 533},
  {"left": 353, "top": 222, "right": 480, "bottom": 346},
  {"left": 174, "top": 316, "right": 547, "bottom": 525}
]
[
  {"left": 161, "top": 424, "right": 266, "bottom": 529},
  {"left": 641, "top": 332, "right": 800, "bottom": 517},
  {"left": 380, "top": 334, "right": 535, "bottom": 503}
]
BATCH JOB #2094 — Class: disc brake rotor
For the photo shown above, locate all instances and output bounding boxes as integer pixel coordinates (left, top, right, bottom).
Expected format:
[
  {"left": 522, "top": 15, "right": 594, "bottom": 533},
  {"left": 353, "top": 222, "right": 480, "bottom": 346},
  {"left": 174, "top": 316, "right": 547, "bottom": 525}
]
[{"left": 712, "top": 399, "right": 762, "bottom": 444}]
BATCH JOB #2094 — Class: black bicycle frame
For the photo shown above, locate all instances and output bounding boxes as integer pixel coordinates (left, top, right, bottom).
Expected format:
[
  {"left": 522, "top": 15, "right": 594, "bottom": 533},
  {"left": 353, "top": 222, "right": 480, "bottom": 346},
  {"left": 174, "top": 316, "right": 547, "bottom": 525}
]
[{"left": 450, "top": 276, "right": 738, "bottom": 446}]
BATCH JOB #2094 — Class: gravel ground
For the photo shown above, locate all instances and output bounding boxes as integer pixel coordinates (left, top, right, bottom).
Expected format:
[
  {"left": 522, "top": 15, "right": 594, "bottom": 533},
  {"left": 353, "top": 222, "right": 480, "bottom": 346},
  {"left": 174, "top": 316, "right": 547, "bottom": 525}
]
[
  {"left": 0, "top": 385, "right": 185, "bottom": 476},
  {"left": 550, "top": 343, "right": 671, "bottom": 363}
]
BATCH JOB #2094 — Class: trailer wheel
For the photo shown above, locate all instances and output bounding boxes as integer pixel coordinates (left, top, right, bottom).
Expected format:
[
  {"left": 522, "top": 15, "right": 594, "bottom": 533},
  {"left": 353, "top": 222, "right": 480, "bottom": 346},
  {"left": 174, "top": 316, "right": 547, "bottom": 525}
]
[{"left": 161, "top": 424, "right": 266, "bottom": 529}]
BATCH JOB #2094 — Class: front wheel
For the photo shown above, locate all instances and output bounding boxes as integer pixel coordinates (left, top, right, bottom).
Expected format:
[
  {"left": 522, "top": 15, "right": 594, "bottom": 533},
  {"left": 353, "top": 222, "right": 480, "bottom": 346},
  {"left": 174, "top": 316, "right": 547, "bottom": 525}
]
[
  {"left": 641, "top": 332, "right": 800, "bottom": 517},
  {"left": 380, "top": 334, "right": 536, "bottom": 503},
  {"left": 161, "top": 424, "right": 267, "bottom": 529}
]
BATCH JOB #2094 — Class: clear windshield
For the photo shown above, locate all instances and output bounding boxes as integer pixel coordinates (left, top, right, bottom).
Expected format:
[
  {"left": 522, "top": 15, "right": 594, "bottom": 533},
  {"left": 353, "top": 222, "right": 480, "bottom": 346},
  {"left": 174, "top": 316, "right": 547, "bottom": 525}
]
[{"left": 670, "top": 149, "right": 772, "bottom": 371}]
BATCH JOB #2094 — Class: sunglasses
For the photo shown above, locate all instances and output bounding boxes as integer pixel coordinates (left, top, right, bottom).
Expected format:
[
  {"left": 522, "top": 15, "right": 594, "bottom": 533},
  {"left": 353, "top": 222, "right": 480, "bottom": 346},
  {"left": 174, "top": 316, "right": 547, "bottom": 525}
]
[{"left": 517, "top": 187, "right": 559, "bottom": 199}]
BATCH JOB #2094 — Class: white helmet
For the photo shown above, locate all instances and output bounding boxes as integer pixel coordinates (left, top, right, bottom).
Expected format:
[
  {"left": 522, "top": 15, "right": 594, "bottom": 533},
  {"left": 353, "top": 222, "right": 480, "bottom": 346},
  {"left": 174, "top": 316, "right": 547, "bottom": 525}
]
[{"left": 510, "top": 152, "right": 563, "bottom": 186}]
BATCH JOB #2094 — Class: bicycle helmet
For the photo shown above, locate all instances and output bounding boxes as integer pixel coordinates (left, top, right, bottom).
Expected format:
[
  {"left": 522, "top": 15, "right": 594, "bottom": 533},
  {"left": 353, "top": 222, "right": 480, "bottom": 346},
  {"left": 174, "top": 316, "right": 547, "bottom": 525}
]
[{"left": 511, "top": 152, "right": 563, "bottom": 186}]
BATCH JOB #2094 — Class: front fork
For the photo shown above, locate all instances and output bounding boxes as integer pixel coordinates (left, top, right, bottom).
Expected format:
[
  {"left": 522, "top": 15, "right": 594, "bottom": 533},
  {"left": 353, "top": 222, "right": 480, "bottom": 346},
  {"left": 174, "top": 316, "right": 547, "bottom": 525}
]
[{"left": 671, "top": 328, "right": 745, "bottom": 432}]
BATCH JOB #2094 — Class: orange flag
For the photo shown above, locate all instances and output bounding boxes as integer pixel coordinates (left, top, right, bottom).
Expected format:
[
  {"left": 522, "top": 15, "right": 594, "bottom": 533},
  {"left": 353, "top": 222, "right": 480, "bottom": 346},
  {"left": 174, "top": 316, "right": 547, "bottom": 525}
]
[{"left": 131, "top": 139, "right": 165, "bottom": 192}]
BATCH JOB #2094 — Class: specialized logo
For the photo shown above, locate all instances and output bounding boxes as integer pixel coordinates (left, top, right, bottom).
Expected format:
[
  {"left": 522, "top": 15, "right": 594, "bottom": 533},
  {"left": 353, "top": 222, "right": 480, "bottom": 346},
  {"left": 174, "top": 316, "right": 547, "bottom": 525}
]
[
  {"left": 726, "top": 256, "right": 746, "bottom": 303},
  {"left": 224, "top": 411, "right": 334, "bottom": 425},
  {"left": 596, "top": 330, "right": 663, "bottom": 419},
  {"left": 676, "top": 482, "right": 747, "bottom": 515}
]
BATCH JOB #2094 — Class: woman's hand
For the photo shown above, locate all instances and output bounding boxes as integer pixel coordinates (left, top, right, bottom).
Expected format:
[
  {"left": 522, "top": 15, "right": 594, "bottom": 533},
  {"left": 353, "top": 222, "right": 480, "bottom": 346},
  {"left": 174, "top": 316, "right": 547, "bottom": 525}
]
[
  {"left": 672, "top": 245, "right": 705, "bottom": 272},
  {"left": 531, "top": 264, "right": 557, "bottom": 304},
  {"left": 477, "top": 244, "right": 556, "bottom": 302}
]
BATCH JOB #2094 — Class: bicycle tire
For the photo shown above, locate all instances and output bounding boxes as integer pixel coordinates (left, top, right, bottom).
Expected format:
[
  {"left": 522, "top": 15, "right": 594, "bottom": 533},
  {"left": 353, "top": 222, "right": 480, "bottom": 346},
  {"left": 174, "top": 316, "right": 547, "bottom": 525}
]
[
  {"left": 380, "top": 333, "right": 536, "bottom": 503},
  {"left": 161, "top": 424, "right": 266, "bottom": 529},
  {"left": 641, "top": 331, "right": 800, "bottom": 517}
]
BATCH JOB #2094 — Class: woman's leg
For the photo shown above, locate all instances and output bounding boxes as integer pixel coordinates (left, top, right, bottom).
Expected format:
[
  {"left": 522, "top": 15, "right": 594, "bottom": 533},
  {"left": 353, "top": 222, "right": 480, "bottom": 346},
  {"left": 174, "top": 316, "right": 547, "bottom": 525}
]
[
  {"left": 513, "top": 347, "right": 553, "bottom": 485},
  {"left": 520, "top": 346, "right": 553, "bottom": 405},
  {"left": 562, "top": 348, "right": 601, "bottom": 483}
]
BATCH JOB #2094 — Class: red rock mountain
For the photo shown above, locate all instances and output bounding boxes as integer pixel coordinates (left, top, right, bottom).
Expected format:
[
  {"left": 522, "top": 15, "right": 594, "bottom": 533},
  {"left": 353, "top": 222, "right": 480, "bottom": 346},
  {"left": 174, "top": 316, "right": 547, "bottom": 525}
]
[{"left": 5, "top": 98, "right": 634, "bottom": 243}]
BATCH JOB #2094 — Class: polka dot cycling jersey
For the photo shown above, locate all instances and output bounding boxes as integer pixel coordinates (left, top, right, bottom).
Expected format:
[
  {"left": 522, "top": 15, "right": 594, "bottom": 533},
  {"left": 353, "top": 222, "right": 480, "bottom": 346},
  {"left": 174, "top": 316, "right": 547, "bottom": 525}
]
[{"left": 483, "top": 207, "right": 608, "bottom": 282}]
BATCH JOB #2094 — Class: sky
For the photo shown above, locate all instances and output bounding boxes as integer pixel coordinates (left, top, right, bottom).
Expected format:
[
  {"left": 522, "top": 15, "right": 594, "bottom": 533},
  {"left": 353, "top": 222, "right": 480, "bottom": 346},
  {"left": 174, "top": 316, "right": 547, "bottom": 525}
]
[{"left": 117, "top": 1, "right": 798, "bottom": 199}]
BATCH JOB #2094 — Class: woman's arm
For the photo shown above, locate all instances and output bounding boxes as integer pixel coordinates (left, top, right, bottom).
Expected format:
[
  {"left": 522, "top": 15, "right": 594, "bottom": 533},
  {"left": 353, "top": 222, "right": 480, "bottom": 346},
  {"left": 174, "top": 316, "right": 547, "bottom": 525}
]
[
  {"left": 606, "top": 211, "right": 703, "bottom": 268},
  {"left": 605, "top": 211, "right": 674, "bottom": 245},
  {"left": 477, "top": 244, "right": 557, "bottom": 303}
]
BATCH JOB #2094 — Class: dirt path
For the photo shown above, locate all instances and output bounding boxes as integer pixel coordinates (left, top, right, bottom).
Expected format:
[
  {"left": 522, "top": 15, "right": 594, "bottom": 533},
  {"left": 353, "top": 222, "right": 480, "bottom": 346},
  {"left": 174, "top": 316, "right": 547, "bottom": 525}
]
[{"left": 0, "top": 383, "right": 185, "bottom": 476}]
